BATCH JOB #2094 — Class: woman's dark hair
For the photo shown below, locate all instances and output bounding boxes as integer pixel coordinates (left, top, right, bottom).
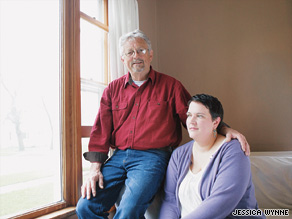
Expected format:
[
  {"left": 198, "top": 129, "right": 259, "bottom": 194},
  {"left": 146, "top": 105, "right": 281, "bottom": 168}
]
[{"left": 188, "top": 94, "right": 224, "bottom": 131}]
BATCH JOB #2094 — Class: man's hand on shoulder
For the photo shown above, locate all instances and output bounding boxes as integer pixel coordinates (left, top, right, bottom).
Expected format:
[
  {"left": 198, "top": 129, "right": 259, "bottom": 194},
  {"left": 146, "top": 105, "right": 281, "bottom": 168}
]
[{"left": 222, "top": 126, "right": 250, "bottom": 156}]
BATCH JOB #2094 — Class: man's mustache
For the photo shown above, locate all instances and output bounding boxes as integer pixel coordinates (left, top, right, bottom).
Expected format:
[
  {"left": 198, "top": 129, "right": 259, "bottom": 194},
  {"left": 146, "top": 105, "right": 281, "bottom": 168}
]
[{"left": 131, "top": 59, "right": 144, "bottom": 65}]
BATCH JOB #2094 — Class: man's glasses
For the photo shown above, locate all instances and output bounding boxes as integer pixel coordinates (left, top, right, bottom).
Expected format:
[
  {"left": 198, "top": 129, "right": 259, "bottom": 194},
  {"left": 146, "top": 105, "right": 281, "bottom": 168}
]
[{"left": 124, "top": 48, "right": 147, "bottom": 57}]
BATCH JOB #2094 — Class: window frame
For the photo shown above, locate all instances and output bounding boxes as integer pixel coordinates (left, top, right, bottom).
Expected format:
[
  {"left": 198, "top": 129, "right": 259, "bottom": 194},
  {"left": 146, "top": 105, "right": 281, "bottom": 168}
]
[
  {"left": 7, "top": 0, "right": 109, "bottom": 217},
  {"left": 80, "top": 0, "right": 109, "bottom": 85},
  {"left": 80, "top": 0, "right": 109, "bottom": 137},
  {"left": 9, "top": 0, "right": 80, "bottom": 218}
]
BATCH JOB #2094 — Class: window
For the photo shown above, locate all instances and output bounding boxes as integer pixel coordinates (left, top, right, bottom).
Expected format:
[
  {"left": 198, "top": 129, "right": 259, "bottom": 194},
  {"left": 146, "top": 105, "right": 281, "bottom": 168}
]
[
  {"left": 0, "top": 0, "right": 62, "bottom": 217},
  {"left": 0, "top": 0, "right": 84, "bottom": 218},
  {"left": 0, "top": 0, "right": 108, "bottom": 217},
  {"left": 79, "top": 0, "right": 109, "bottom": 182}
]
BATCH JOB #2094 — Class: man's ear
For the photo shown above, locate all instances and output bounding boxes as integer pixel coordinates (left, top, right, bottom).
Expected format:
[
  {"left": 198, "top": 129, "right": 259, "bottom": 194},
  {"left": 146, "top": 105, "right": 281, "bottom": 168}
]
[{"left": 149, "top": 50, "right": 153, "bottom": 62}]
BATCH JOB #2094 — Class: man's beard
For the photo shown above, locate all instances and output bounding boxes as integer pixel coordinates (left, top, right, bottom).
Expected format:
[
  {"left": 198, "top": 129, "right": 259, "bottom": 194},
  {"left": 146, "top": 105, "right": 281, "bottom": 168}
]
[{"left": 131, "top": 59, "right": 145, "bottom": 72}]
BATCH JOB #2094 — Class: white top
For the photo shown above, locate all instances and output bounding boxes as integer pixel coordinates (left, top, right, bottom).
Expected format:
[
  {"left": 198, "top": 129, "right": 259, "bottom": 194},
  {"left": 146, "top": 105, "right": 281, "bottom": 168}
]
[
  {"left": 178, "top": 139, "right": 226, "bottom": 217},
  {"left": 178, "top": 167, "right": 204, "bottom": 217}
]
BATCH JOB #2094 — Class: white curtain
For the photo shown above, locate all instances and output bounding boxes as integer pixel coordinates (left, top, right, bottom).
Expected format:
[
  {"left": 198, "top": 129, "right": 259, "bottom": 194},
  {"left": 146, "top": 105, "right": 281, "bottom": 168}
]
[{"left": 109, "top": 0, "right": 139, "bottom": 81}]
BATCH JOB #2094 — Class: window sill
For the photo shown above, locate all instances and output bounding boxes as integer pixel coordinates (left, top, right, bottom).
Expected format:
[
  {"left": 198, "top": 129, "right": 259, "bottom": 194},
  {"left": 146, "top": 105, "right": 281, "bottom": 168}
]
[{"left": 36, "top": 207, "right": 76, "bottom": 219}]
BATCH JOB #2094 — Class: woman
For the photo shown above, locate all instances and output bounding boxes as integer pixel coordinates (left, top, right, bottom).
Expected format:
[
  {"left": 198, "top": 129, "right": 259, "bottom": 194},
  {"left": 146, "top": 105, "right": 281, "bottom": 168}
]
[{"left": 159, "top": 94, "right": 265, "bottom": 219}]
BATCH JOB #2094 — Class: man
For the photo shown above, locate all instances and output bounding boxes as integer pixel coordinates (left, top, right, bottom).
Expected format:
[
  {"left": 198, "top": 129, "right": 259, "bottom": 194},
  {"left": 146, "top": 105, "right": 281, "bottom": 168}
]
[{"left": 76, "top": 30, "right": 249, "bottom": 219}]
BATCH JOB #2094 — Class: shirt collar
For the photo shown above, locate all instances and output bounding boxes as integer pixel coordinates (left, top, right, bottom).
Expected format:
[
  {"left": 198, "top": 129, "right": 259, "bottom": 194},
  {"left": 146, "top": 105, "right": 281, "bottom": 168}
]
[{"left": 124, "top": 66, "right": 156, "bottom": 88}]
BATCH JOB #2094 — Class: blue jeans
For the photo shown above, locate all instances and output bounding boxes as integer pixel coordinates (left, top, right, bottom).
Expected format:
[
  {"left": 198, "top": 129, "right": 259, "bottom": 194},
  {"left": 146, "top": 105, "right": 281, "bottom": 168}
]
[{"left": 76, "top": 148, "right": 171, "bottom": 219}]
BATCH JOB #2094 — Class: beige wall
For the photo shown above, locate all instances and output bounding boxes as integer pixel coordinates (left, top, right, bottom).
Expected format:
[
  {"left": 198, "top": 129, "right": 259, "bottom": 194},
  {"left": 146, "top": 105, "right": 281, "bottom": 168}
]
[{"left": 138, "top": 0, "right": 292, "bottom": 151}]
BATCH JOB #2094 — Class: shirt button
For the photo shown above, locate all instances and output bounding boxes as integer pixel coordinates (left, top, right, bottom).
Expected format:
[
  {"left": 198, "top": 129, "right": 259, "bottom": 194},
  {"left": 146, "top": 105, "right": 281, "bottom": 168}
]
[
  {"left": 157, "top": 102, "right": 160, "bottom": 105},
  {"left": 130, "top": 131, "right": 133, "bottom": 134},
  {"left": 116, "top": 105, "right": 119, "bottom": 108},
  {"left": 133, "top": 116, "right": 135, "bottom": 119}
]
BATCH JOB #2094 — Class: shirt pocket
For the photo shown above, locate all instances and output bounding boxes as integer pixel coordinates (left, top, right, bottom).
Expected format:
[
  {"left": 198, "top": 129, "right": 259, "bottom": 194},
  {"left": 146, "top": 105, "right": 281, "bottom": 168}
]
[
  {"left": 112, "top": 102, "right": 128, "bottom": 111},
  {"left": 147, "top": 100, "right": 170, "bottom": 123},
  {"left": 112, "top": 101, "right": 128, "bottom": 126}
]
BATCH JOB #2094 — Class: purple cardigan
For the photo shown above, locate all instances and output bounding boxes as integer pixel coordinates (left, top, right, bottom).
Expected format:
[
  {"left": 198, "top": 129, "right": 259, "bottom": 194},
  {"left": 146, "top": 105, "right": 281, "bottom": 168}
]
[{"left": 159, "top": 140, "right": 265, "bottom": 219}]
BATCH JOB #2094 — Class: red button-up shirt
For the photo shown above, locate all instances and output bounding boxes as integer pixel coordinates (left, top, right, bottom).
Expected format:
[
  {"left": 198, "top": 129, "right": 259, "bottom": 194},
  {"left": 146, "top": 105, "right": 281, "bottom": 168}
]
[{"left": 84, "top": 67, "right": 191, "bottom": 163}]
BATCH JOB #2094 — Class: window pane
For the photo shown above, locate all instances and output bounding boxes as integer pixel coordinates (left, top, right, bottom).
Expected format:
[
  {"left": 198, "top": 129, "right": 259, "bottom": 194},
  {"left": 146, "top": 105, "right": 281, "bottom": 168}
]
[
  {"left": 0, "top": 0, "right": 61, "bottom": 217},
  {"left": 80, "top": 0, "right": 104, "bottom": 22},
  {"left": 81, "top": 79, "right": 106, "bottom": 126},
  {"left": 80, "top": 19, "right": 106, "bottom": 82}
]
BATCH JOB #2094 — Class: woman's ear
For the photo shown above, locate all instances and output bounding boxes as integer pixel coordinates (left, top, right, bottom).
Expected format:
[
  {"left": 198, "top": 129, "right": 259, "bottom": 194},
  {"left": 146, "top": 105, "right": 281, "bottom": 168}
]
[{"left": 213, "top": 117, "right": 221, "bottom": 130}]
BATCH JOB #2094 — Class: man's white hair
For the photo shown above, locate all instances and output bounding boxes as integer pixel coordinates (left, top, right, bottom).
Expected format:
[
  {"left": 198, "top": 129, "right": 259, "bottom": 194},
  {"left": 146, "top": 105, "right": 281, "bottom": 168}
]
[{"left": 119, "top": 29, "right": 152, "bottom": 56}]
